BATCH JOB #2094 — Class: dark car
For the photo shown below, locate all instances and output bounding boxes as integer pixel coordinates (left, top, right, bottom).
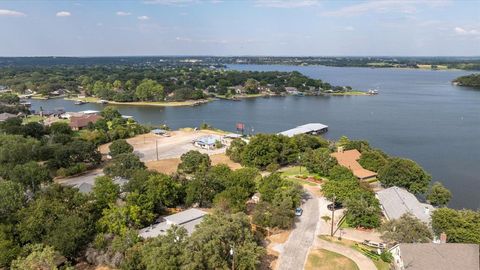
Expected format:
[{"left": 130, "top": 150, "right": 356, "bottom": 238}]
[{"left": 327, "top": 202, "right": 343, "bottom": 211}]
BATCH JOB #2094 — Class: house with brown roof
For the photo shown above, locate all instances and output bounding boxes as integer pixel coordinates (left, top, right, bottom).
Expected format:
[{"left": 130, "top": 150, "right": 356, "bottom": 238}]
[
  {"left": 330, "top": 148, "right": 377, "bottom": 180},
  {"left": 390, "top": 243, "right": 479, "bottom": 270},
  {"left": 69, "top": 114, "right": 102, "bottom": 131}
]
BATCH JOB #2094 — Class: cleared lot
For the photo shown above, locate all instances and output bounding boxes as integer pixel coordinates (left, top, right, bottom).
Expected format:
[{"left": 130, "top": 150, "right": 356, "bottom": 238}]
[{"left": 99, "top": 129, "right": 227, "bottom": 162}]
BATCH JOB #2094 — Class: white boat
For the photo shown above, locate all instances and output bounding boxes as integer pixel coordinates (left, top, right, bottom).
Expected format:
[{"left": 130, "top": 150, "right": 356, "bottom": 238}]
[{"left": 367, "top": 89, "right": 379, "bottom": 95}]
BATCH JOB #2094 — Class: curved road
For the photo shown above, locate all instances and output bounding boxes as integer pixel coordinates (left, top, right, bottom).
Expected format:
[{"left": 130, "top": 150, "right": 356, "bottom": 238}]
[{"left": 278, "top": 191, "right": 319, "bottom": 270}]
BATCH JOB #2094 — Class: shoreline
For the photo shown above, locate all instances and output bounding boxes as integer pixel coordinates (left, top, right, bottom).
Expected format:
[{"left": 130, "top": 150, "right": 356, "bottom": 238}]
[{"left": 64, "top": 97, "right": 212, "bottom": 107}]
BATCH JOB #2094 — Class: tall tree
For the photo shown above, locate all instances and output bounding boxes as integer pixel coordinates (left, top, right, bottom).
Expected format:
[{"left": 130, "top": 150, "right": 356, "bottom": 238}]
[
  {"left": 380, "top": 214, "right": 432, "bottom": 243},
  {"left": 427, "top": 182, "right": 452, "bottom": 207},
  {"left": 378, "top": 158, "right": 431, "bottom": 194}
]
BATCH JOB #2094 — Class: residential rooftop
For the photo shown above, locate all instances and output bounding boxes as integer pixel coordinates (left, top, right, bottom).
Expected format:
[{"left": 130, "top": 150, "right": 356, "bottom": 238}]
[
  {"left": 376, "top": 186, "right": 434, "bottom": 223},
  {"left": 331, "top": 149, "right": 377, "bottom": 180},
  {"left": 395, "top": 243, "right": 479, "bottom": 270},
  {"left": 138, "top": 208, "right": 207, "bottom": 238}
]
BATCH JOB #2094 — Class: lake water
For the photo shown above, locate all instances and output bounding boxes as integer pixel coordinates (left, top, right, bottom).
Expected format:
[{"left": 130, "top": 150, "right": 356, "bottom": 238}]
[{"left": 30, "top": 65, "right": 480, "bottom": 209}]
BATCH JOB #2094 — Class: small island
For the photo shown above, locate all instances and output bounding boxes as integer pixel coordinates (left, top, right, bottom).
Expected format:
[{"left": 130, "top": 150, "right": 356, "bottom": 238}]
[{"left": 453, "top": 73, "right": 480, "bottom": 88}]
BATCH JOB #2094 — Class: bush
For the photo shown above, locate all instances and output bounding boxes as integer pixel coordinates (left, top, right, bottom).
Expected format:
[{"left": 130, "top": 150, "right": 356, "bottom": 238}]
[
  {"left": 380, "top": 251, "right": 393, "bottom": 263},
  {"left": 57, "top": 163, "right": 88, "bottom": 177},
  {"left": 266, "top": 163, "right": 280, "bottom": 172},
  {"left": 178, "top": 150, "right": 211, "bottom": 174},
  {"left": 109, "top": 139, "right": 134, "bottom": 158}
]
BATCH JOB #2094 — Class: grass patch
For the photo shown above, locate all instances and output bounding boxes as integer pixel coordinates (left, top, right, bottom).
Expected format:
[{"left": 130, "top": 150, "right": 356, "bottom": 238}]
[
  {"left": 22, "top": 115, "right": 45, "bottom": 124},
  {"left": 278, "top": 166, "right": 323, "bottom": 186},
  {"left": 305, "top": 249, "right": 359, "bottom": 270},
  {"left": 320, "top": 236, "right": 391, "bottom": 270}
]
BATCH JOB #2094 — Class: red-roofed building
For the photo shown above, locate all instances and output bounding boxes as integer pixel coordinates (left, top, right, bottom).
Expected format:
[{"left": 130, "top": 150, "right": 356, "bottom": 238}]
[{"left": 69, "top": 114, "right": 102, "bottom": 131}]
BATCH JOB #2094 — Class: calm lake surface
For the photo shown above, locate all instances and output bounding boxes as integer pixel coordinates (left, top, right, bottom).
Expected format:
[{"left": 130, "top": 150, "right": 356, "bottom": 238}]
[{"left": 30, "top": 65, "right": 480, "bottom": 209}]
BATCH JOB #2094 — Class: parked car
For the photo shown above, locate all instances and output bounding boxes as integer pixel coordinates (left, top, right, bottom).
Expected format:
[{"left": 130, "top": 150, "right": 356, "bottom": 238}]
[
  {"left": 295, "top": 207, "right": 303, "bottom": 216},
  {"left": 327, "top": 202, "right": 343, "bottom": 211},
  {"left": 362, "top": 240, "right": 387, "bottom": 249}
]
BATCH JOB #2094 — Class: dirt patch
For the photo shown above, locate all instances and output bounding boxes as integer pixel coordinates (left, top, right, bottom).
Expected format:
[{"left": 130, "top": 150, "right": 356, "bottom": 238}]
[
  {"left": 210, "top": 153, "right": 242, "bottom": 169},
  {"left": 305, "top": 249, "right": 359, "bottom": 270},
  {"left": 146, "top": 158, "right": 181, "bottom": 175},
  {"left": 145, "top": 153, "right": 241, "bottom": 175},
  {"left": 264, "top": 230, "right": 291, "bottom": 270}
]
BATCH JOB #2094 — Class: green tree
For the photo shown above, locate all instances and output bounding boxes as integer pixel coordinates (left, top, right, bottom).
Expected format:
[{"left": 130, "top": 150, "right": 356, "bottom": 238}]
[
  {"left": 109, "top": 139, "right": 134, "bottom": 158},
  {"left": 48, "top": 122, "right": 72, "bottom": 135},
  {"left": 183, "top": 212, "right": 265, "bottom": 270},
  {"left": 226, "top": 138, "right": 246, "bottom": 163},
  {"left": 10, "top": 244, "right": 59, "bottom": 270},
  {"left": 9, "top": 161, "right": 51, "bottom": 192},
  {"left": 344, "top": 198, "right": 381, "bottom": 229},
  {"left": 98, "top": 204, "right": 143, "bottom": 236},
  {"left": 427, "top": 182, "right": 452, "bottom": 207},
  {"left": 378, "top": 158, "right": 431, "bottom": 194},
  {"left": 17, "top": 185, "right": 94, "bottom": 257},
  {"left": 139, "top": 226, "right": 188, "bottom": 270},
  {"left": 328, "top": 165, "right": 356, "bottom": 181},
  {"left": 0, "top": 224, "right": 22, "bottom": 268},
  {"left": 380, "top": 214, "right": 432, "bottom": 243},
  {"left": 104, "top": 153, "right": 146, "bottom": 178},
  {"left": 100, "top": 106, "right": 122, "bottom": 121},
  {"left": 431, "top": 208, "right": 480, "bottom": 244},
  {"left": 135, "top": 79, "right": 164, "bottom": 101},
  {"left": 358, "top": 149, "right": 389, "bottom": 172},
  {"left": 93, "top": 176, "right": 120, "bottom": 212},
  {"left": 0, "top": 181, "right": 25, "bottom": 223},
  {"left": 185, "top": 169, "right": 225, "bottom": 207},
  {"left": 302, "top": 148, "right": 338, "bottom": 176},
  {"left": 178, "top": 150, "right": 211, "bottom": 174}
]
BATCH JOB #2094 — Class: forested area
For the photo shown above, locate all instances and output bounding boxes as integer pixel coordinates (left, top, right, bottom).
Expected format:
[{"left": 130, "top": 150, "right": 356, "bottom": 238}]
[
  {"left": 0, "top": 66, "right": 342, "bottom": 102},
  {"left": 453, "top": 73, "right": 480, "bottom": 88}
]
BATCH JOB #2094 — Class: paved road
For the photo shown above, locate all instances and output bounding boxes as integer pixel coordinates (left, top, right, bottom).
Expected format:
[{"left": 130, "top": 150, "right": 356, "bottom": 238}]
[
  {"left": 56, "top": 169, "right": 104, "bottom": 187},
  {"left": 278, "top": 191, "right": 319, "bottom": 270}
]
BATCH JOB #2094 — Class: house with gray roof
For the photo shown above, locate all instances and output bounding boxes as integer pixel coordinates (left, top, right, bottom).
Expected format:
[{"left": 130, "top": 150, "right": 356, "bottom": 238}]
[
  {"left": 139, "top": 208, "right": 207, "bottom": 238},
  {"left": 376, "top": 186, "right": 434, "bottom": 224},
  {"left": 0, "top": 112, "right": 17, "bottom": 122},
  {"left": 390, "top": 243, "right": 479, "bottom": 270},
  {"left": 193, "top": 135, "right": 222, "bottom": 150}
]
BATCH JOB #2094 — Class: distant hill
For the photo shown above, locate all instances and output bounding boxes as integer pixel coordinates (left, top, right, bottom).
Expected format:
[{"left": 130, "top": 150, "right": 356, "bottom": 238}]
[{"left": 453, "top": 73, "right": 480, "bottom": 88}]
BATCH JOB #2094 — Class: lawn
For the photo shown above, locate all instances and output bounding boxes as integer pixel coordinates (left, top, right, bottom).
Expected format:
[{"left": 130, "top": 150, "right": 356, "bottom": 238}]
[
  {"left": 305, "top": 249, "right": 359, "bottom": 270},
  {"left": 278, "top": 166, "right": 323, "bottom": 186},
  {"left": 22, "top": 115, "right": 45, "bottom": 124},
  {"left": 319, "top": 236, "right": 391, "bottom": 270}
]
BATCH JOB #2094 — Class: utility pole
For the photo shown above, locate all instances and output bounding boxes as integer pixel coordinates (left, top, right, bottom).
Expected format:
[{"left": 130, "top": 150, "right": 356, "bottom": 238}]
[
  {"left": 155, "top": 139, "right": 159, "bottom": 161},
  {"left": 331, "top": 195, "right": 335, "bottom": 237}
]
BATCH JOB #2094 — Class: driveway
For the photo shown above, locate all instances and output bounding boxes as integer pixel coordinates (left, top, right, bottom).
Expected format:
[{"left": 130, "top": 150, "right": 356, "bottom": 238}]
[
  {"left": 277, "top": 190, "right": 319, "bottom": 270},
  {"left": 56, "top": 169, "right": 104, "bottom": 187}
]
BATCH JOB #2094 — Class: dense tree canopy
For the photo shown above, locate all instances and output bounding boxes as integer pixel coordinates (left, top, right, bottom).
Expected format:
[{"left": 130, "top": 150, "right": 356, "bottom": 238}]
[
  {"left": 431, "top": 208, "right": 480, "bottom": 245},
  {"left": 109, "top": 139, "right": 134, "bottom": 158},
  {"left": 178, "top": 150, "right": 211, "bottom": 174},
  {"left": 427, "top": 182, "right": 452, "bottom": 207},
  {"left": 378, "top": 158, "right": 431, "bottom": 194}
]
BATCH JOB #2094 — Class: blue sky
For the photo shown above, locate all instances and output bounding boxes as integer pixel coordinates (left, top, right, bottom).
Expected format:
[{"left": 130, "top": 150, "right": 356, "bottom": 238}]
[{"left": 0, "top": 0, "right": 479, "bottom": 56}]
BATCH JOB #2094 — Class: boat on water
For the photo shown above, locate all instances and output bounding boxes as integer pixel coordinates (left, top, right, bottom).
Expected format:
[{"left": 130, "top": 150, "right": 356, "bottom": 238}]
[
  {"left": 98, "top": 100, "right": 109, "bottom": 104},
  {"left": 74, "top": 100, "right": 87, "bottom": 105},
  {"left": 367, "top": 89, "right": 379, "bottom": 95}
]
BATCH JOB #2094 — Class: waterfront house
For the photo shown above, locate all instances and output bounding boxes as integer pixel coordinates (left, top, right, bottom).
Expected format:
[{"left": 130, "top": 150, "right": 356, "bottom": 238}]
[
  {"left": 376, "top": 186, "right": 434, "bottom": 224},
  {"left": 139, "top": 208, "right": 207, "bottom": 238},
  {"left": 193, "top": 135, "right": 222, "bottom": 150},
  {"left": 330, "top": 149, "right": 377, "bottom": 180},
  {"left": 69, "top": 114, "right": 102, "bottom": 131},
  {"left": 389, "top": 243, "right": 479, "bottom": 270}
]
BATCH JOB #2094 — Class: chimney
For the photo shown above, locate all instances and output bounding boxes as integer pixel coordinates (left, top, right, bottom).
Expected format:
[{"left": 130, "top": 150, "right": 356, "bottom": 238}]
[{"left": 440, "top": 232, "right": 447, "bottom": 244}]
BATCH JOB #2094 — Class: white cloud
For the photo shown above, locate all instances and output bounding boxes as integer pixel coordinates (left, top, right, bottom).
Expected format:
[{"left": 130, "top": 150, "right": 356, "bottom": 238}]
[
  {"left": 176, "top": 36, "right": 192, "bottom": 42},
  {"left": 320, "top": 1, "right": 448, "bottom": 17},
  {"left": 138, "top": 15, "right": 150, "bottom": 20},
  {"left": 255, "top": 0, "right": 319, "bottom": 8},
  {"left": 454, "top": 27, "right": 479, "bottom": 36},
  {"left": 0, "top": 9, "right": 26, "bottom": 17},
  {"left": 56, "top": 11, "right": 71, "bottom": 17},
  {"left": 116, "top": 11, "right": 131, "bottom": 16},
  {"left": 344, "top": 26, "right": 355, "bottom": 31}
]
